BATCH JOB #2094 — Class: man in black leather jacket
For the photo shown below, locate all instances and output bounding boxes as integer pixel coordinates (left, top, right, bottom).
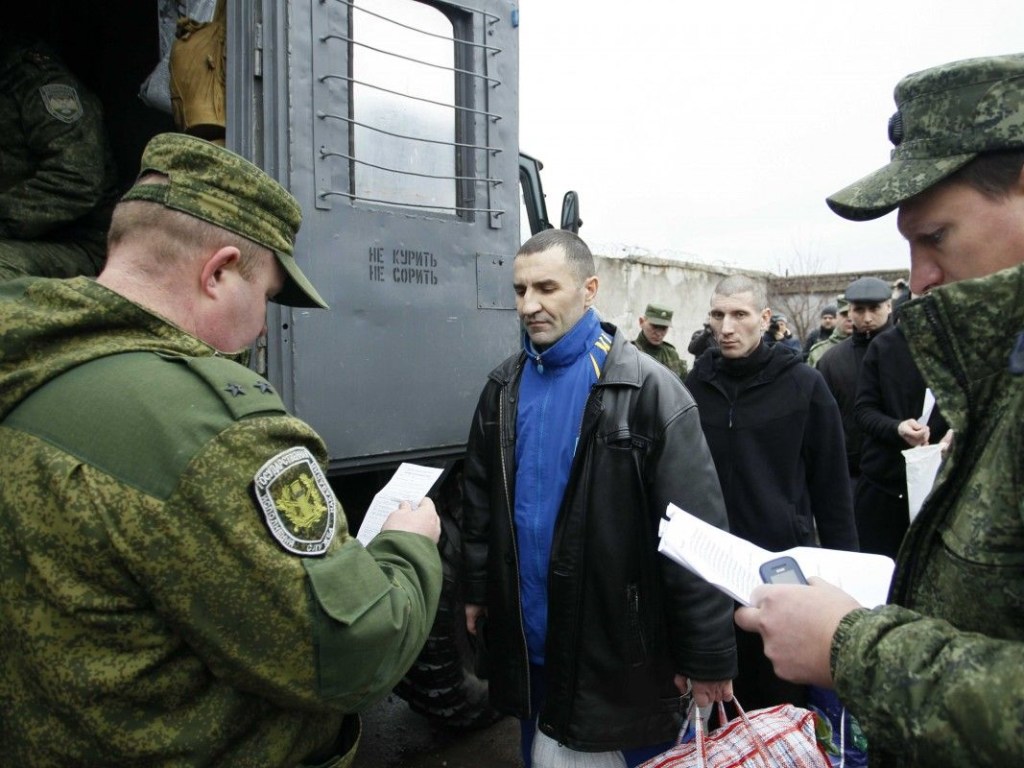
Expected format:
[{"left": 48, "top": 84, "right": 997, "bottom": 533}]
[{"left": 462, "top": 229, "right": 737, "bottom": 767}]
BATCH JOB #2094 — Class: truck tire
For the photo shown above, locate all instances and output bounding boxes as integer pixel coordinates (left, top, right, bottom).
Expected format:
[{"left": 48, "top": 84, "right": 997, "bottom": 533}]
[{"left": 394, "top": 476, "right": 501, "bottom": 729}]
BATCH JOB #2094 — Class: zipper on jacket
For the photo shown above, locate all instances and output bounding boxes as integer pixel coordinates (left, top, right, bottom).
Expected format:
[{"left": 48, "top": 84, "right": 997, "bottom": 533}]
[
  {"left": 499, "top": 365, "right": 533, "bottom": 715},
  {"left": 626, "top": 583, "right": 647, "bottom": 666},
  {"left": 547, "top": 387, "right": 603, "bottom": 735}
]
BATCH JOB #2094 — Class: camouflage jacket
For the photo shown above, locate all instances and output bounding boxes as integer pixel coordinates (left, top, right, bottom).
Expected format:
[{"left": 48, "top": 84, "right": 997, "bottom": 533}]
[
  {"left": 830, "top": 263, "right": 1024, "bottom": 767},
  {"left": 0, "top": 277, "right": 441, "bottom": 767},
  {"left": 806, "top": 328, "right": 848, "bottom": 368},
  {"left": 0, "top": 38, "right": 118, "bottom": 244},
  {"left": 633, "top": 331, "right": 688, "bottom": 378}
]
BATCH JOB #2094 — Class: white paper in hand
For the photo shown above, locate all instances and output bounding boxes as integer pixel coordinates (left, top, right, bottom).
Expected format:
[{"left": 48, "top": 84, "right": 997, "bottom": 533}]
[
  {"left": 919, "top": 388, "right": 936, "bottom": 425},
  {"left": 658, "top": 504, "right": 895, "bottom": 607},
  {"left": 902, "top": 443, "right": 944, "bottom": 523},
  {"left": 355, "top": 463, "right": 443, "bottom": 545}
]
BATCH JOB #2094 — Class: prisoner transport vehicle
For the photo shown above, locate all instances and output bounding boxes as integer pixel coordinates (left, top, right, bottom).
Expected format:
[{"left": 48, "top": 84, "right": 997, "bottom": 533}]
[{"left": 20, "top": 0, "right": 580, "bottom": 728}]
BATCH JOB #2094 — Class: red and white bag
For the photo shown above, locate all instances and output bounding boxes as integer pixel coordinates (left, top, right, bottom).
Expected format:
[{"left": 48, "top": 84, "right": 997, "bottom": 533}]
[{"left": 638, "top": 698, "right": 830, "bottom": 768}]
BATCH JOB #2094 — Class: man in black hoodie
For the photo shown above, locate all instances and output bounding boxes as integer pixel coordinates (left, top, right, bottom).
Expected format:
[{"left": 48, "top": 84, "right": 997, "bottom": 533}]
[
  {"left": 685, "top": 274, "right": 857, "bottom": 711},
  {"left": 817, "top": 276, "right": 894, "bottom": 482}
]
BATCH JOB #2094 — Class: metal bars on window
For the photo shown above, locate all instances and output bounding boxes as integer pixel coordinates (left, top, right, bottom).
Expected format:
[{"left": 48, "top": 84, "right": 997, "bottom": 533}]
[{"left": 312, "top": 0, "right": 505, "bottom": 218}]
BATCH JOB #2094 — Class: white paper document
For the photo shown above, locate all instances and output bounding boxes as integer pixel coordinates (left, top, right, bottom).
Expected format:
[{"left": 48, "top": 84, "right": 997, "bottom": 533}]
[
  {"left": 355, "top": 463, "right": 444, "bottom": 545},
  {"left": 658, "top": 503, "right": 895, "bottom": 607},
  {"left": 902, "top": 443, "right": 944, "bottom": 523},
  {"left": 919, "top": 387, "right": 936, "bottom": 426}
]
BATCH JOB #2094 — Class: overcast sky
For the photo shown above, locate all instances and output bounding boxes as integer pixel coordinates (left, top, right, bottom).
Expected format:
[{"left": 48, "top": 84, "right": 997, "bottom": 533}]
[{"left": 518, "top": 2, "right": 1023, "bottom": 275}]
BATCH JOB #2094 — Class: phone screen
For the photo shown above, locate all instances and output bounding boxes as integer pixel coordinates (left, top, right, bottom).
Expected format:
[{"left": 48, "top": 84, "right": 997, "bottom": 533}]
[
  {"left": 766, "top": 567, "right": 805, "bottom": 584},
  {"left": 759, "top": 556, "right": 808, "bottom": 585}
]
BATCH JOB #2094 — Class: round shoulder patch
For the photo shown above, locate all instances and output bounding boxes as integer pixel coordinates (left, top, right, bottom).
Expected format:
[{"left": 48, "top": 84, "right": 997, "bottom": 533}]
[{"left": 254, "top": 447, "right": 337, "bottom": 556}]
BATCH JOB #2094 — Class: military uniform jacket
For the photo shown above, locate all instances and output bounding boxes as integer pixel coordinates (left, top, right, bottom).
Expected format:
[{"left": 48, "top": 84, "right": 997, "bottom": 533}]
[
  {"left": 0, "top": 277, "right": 442, "bottom": 767},
  {"left": 830, "top": 263, "right": 1024, "bottom": 768},
  {"left": 633, "top": 331, "right": 687, "bottom": 378},
  {"left": 807, "top": 329, "right": 847, "bottom": 368},
  {"left": 0, "top": 38, "right": 118, "bottom": 244},
  {"left": 462, "top": 325, "right": 737, "bottom": 752}
]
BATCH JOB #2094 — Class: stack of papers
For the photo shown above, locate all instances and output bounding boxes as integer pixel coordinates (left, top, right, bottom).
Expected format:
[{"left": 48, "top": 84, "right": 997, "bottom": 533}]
[{"left": 658, "top": 503, "right": 895, "bottom": 607}]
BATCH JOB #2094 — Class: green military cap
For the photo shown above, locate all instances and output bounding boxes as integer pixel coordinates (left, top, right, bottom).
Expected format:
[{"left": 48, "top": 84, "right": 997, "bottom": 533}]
[
  {"left": 836, "top": 294, "right": 850, "bottom": 313},
  {"left": 120, "top": 133, "right": 328, "bottom": 309},
  {"left": 644, "top": 303, "right": 673, "bottom": 327},
  {"left": 827, "top": 53, "right": 1024, "bottom": 221}
]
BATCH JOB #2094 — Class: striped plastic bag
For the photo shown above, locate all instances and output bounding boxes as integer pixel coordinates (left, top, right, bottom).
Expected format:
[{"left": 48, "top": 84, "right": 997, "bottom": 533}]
[{"left": 638, "top": 698, "right": 830, "bottom": 768}]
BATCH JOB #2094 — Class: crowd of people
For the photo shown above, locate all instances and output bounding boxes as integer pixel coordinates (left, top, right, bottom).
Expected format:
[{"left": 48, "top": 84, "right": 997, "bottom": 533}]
[{"left": 1, "top": 32, "right": 1022, "bottom": 768}]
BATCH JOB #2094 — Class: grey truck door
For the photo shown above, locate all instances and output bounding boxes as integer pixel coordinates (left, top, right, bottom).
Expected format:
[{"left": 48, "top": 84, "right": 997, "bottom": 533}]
[{"left": 232, "top": 0, "right": 521, "bottom": 471}]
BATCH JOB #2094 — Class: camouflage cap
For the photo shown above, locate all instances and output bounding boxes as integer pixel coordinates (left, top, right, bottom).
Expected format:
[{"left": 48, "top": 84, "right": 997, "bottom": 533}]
[
  {"left": 644, "top": 303, "right": 673, "bottom": 327},
  {"left": 827, "top": 54, "right": 1024, "bottom": 221},
  {"left": 120, "top": 133, "right": 328, "bottom": 308}
]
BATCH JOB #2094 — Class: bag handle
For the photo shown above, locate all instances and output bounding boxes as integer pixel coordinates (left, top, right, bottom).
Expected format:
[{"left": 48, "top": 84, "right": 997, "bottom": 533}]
[{"left": 685, "top": 698, "right": 775, "bottom": 768}]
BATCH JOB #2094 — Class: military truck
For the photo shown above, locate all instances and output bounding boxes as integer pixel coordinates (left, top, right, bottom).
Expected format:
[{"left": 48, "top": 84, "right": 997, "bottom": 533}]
[{"left": 16, "top": 0, "right": 579, "bottom": 728}]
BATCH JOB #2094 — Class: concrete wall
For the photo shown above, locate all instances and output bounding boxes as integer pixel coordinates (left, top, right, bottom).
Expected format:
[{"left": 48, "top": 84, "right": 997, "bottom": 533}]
[{"left": 592, "top": 252, "right": 768, "bottom": 370}]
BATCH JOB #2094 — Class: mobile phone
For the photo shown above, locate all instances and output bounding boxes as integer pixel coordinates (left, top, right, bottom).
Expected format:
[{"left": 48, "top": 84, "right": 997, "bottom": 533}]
[{"left": 759, "top": 556, "right": 808, "bottom": 585}]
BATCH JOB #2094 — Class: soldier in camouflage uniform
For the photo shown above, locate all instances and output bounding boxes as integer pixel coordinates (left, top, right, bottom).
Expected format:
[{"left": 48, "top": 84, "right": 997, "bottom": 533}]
[
  {"left": 632, "top": 302, "right": 688, "bottom": 378},
  {"left": 736, "top": 54, "right": 1024, "bottom": 767},
  {"left": 0, "top": 133, "right": 442, "bottom": 767},
  {"left": 0, "top": 33, "right": 119, "bottom": 280},
  {"left": 806, "top": 296, "right": 850, "bottom": 368}
]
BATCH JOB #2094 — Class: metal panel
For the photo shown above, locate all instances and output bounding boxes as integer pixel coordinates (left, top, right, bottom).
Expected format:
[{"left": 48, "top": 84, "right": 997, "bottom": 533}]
[{"left": 258, "top": 0, "right": 520, "bottom": 472}]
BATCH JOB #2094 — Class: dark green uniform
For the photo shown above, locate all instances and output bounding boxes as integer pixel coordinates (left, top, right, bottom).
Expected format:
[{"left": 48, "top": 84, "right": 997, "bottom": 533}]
[
  {"left": 0, "top": 36, "right": 119, "bottom": 280},
  {"left": 633, "top": 330, "right": 687, "bottom": 378},
  {"left": 830, "top": 264, "right": 1024, "bottom": 767},
  {"left": 0, "top": 276, "right": 442, "bottom": 767}
]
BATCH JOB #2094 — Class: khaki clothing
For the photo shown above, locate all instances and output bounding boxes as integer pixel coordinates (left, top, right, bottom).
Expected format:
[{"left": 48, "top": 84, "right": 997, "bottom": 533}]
[
  {"left": 633, "top": 331, "right": 687, "bottom": 378},
  {"left": 0, "top": 38, "right": 118, "bottom": 279},
  {"left": 0, "top": 277, "right": 442, "bottom": 767},
  {"left": 807, "top": 329, "right": 848, "bottom": 368},
  {"left": 830, "top": 263, "right": 1024, "bottom": 767}
]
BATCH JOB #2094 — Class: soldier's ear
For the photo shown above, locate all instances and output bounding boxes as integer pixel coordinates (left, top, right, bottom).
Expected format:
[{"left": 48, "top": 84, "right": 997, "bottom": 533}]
[{"left": 200, "top": 246, "right": 242, "bottom": 298}]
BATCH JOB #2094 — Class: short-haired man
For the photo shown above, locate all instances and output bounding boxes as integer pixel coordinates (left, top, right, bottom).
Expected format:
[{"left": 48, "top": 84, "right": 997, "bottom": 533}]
[
  {"left": 685, "top": 274, "right": 857, "bottom": 711},
  {"left": 463, "top": 229, "right": 736, "bottom": 766},
  {"left": 736, "top": 54, "right": 1024, "bottom": 767},
  {"left": 0, "top": 134, "right": 442, "bottom": 767},
  {"left": 802, "top": 304, "right": 838, "bottom": 359},
  {"left": 816, "top": 276, "right": 893, "bottom": 480},
  {"left": 633, "top": 302, "right": 688, "bottom": 377}
]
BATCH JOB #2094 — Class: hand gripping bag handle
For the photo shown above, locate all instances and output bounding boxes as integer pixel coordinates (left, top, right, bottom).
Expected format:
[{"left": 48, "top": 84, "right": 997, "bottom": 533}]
[{"left": 689, "top": 698, "right": 774, "bottom": 768}]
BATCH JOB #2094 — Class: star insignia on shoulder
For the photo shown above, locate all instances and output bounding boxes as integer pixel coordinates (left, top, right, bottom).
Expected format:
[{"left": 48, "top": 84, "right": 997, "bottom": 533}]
[
  {"left": 224, "top": 382, "right": 246, "bottom": 397},
  {"left": 254, "top": 380, "right": 274, "bottom": 394}
]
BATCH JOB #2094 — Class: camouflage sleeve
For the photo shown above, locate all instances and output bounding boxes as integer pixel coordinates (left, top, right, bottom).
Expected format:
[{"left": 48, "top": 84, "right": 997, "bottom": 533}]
[
  {"left": 106, "top": 413, "right": 441, "bottom": 712},
  {"left": 0, "top": 63, "right": 115, "bottom": 238},
  {"left": 832, "top": 606, "right": 1024, "bottom": 767}
]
